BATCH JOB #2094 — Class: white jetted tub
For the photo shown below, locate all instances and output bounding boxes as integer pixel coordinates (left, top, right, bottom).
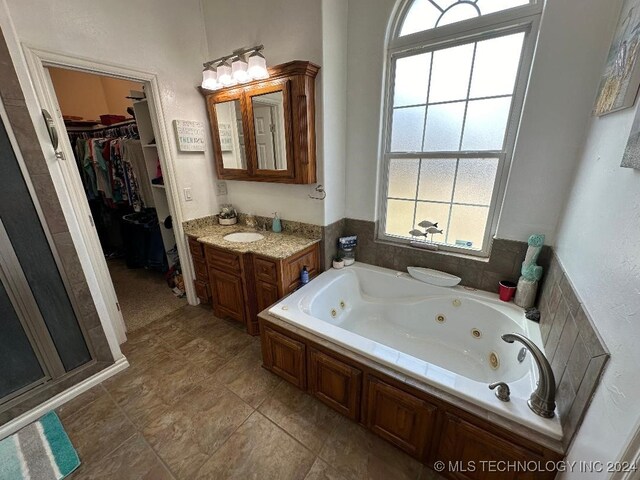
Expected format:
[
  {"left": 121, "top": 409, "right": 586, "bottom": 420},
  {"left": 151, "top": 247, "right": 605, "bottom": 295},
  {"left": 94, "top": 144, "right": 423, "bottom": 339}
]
[{"left": 268, "top": 262, "right": 562, "bottom": 440}]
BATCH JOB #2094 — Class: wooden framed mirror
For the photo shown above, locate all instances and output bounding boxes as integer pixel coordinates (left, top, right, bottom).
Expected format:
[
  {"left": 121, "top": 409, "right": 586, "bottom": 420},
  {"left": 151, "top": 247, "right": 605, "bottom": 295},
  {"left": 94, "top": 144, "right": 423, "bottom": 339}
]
[
  {"left": 207, "top": 90, "right": 251, "bottom": 179},
  {"left": 245, "top": 80, "right": 294, "bottom": 180},
  {"left": 203, "top": 61, "right": 319, "bottom": 184}
]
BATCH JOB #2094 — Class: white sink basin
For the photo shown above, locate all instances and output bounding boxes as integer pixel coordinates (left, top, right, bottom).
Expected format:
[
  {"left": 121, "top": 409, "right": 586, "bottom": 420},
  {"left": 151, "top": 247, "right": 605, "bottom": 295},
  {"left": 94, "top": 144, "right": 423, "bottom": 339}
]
[{"left": 223, "top": 232, "right": 265, "bottom": 243}]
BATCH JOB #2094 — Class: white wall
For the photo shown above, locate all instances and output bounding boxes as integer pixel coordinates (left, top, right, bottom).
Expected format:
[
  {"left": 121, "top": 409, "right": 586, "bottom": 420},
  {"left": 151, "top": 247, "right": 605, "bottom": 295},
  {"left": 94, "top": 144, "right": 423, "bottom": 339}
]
[
  {"left": 321, "top": 0, "right": 348, "bottom": 225},
  {"left": 201, "top": 0, "right": 326, "bottom": 225},
  {"left": 2, "top": 0, "right": 219, "bottom": 222},
  {"left": 345, "top": 0, "right": 396, "bottom": 223},
  {"left": 498, "top": 0, "right": 618, "bottom": 243},
  {"left": 553, "top": 2, "right": 640, "bottom": 473},
  {"left": 343, "top": 0, "right": 613, "bottom": 245}
]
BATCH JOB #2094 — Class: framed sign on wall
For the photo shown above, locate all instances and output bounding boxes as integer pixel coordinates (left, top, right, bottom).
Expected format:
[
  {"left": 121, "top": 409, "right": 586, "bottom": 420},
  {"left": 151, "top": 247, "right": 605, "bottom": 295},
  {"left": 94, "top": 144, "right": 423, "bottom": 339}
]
[{"left": 173, "top": 120, "right": 205, "bottom": 152}]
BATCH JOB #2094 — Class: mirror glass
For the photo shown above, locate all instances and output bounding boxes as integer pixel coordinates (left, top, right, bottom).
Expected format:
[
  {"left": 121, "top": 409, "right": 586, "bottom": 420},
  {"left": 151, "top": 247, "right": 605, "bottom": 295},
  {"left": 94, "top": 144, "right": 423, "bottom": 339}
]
[
  {"left": 252, "top": 91, "right": 287, "bottom": 170},
  {"left": 215, "top": 100, "right": 247, "bottom": 169}
]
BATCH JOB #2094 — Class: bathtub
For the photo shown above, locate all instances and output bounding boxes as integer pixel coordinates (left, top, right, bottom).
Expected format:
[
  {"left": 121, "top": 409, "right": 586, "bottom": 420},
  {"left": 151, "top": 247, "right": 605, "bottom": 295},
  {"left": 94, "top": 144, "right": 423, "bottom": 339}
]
[{"left": 268, "top": 262, "right": 562, "bottom": 440}]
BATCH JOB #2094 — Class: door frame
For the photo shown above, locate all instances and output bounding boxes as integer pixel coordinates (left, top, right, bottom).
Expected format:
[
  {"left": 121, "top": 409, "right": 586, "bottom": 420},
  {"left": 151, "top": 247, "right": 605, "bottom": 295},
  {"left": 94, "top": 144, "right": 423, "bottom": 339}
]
[{"left": 21, "top": 46, "right": 196, "bottom": 344}]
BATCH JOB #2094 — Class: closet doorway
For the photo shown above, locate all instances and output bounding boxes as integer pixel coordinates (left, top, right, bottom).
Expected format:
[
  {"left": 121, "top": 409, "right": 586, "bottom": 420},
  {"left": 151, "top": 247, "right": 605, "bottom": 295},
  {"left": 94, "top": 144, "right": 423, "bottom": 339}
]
[{"left": 47, "top": 68, "right": 186, "bottom": 334}]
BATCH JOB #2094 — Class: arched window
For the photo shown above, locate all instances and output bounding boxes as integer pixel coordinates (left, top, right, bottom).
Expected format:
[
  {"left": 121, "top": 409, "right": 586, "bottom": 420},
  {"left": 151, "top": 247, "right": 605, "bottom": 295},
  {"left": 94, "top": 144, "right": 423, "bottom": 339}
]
[{"left": 380, "top": 0, "right": 543, "bottom": 255}]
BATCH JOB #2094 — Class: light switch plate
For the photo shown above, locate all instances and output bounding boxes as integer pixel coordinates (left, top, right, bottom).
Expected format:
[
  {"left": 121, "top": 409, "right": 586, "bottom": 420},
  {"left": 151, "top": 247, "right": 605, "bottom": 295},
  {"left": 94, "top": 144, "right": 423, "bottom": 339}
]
[
  {"left": 183, "top": 187, "right": 193, "bottom": 202},
  {"left": 217, "top": 181, "right": 228, "bottom": 196}
]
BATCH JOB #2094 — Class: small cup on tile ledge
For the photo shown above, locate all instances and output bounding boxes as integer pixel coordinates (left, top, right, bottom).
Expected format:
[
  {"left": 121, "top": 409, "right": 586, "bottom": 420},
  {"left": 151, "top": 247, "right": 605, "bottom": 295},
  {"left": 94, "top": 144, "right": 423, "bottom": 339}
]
[{"left": 498, "top": 281, "right": 517, "bottom": 302}]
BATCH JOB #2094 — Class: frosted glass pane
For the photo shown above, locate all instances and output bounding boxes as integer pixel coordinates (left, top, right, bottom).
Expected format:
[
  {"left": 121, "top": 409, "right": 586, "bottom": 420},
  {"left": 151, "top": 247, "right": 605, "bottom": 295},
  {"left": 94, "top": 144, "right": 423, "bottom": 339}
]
[
  {"left": 391, "top": 106, "right": 425, "bottom": 152},
  {"left": 480, "top": 0, "right": 529, "bottom": 15},
  {"left": 462, "top": 97, "right": 511, "bottom": 151},
  {"left": 453, "top": 158, "right": 499, "bottom": 205},
  {"left": 394, "top": 53, "right": 431, "bottom": 107},
  {"left": 417, "top": 158, "right": 456, "bottom": 202},
  {"left": 447, "top": 205, "right": 489, "bottom": 249},
  {"left": 386, "top": 199, "right": 416, "bottom": 236},
  {"left": 388, "top": 159, "right": 420, "bottom": 199},
  {"left": 470, "top": 33, "right": 525, "bottom": 98},
  {"left": 415, "top": 202, "right": 450, "bottom": 237},
  {"left": 400, "top": 0, "right": 440, "bottom": 36},
  {"left": 423, "top": 102, "right": 465, "bottom": 151},
  {"left": 438, "top": 3, "right": 480, "bottom": 26},
  {"left": 429, "top": 44, "right": 474, "bottom": 103}
]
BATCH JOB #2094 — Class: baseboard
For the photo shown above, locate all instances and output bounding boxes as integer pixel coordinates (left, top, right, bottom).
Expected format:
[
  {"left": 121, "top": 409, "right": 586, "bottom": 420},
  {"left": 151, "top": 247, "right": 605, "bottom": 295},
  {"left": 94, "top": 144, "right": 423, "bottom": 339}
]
[{"left": 0, "top": 357, "right": 129, "bottom": 440}]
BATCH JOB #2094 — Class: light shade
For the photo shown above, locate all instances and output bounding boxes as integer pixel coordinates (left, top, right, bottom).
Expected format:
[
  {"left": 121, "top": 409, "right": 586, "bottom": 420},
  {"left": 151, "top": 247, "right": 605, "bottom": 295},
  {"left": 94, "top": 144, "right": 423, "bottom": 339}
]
[
  {"left": 248, "top": 51, "right": 269, "bottom": 80},
  {"left": 217, "top": 61, "right": 235, "bottom": 86},
  {"left": 232, "top": 56, "right": 250, "bottom": 83},
  {"left": 201, "top": 67, "right": 219, "bottom": 90}
]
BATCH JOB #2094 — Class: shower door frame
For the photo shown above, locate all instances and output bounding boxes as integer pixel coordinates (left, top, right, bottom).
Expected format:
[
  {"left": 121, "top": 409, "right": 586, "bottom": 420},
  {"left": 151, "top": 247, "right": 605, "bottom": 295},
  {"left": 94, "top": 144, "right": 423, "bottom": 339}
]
[{"left": 0, "top": 218, "right": 66, "bottom": 405}]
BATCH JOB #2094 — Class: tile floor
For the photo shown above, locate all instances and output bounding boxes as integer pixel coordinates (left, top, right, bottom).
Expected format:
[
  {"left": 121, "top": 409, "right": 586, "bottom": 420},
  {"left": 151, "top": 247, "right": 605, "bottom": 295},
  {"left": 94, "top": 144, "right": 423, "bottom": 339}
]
[{"left": 58, "top": 304, "right": 443, "bottom": 480}]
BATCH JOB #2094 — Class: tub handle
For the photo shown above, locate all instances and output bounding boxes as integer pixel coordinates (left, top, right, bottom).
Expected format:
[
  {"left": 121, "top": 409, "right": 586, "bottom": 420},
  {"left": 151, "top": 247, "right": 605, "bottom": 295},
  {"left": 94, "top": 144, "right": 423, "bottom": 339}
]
[{"left": 488, "top": 382, "right": 511, "bottom": 402}]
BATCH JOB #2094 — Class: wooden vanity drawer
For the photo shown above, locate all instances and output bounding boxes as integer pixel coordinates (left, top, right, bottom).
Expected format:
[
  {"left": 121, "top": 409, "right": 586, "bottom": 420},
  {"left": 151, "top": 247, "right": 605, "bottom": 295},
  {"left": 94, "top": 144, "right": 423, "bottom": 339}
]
[
  {"left": 193, "top": 258, "right": 209, "bottom": 281},
  {"left": 188, "top": 237, "right": 204, "bottom": 258},
  {"left": 254, "top": 257, "right": 279, "bottom": 285},
  {"left": 205, "top": 245, "right": 242, "bottom": 275}
]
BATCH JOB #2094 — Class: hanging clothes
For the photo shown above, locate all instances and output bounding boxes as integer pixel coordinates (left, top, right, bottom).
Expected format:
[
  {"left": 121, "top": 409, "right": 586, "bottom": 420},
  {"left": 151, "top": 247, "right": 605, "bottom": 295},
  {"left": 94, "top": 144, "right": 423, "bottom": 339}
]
[{"left": 121, "top": 139, "right": 154, "bottom": 209}]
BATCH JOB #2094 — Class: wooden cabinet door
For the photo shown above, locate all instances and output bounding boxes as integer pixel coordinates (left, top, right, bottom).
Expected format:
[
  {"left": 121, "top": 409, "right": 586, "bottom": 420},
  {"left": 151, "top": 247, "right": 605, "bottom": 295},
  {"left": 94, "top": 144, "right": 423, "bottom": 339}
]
[
  {"left": 283, "top": 245, "right": 320, "bottom": 293},
  {"left": 436, "top": 413, "right": 552, "bottom": 480},
  {"left": 209, "top": 268, "right": 245, "bottom": 323},
  {"left": 256, "top": 280, "right": 279, "bottom": 312},
  {"left": 309, "top": 348, "right": 361, "bottom": 420},
  {"left": 366, "top": 377, "right": 437, "bottom": 459},
  {"left": 194, "top": 280, "right": 210, "bottom": 304},
  {"left": 263, "top": 327, "right": 306, "bottom": 388}
]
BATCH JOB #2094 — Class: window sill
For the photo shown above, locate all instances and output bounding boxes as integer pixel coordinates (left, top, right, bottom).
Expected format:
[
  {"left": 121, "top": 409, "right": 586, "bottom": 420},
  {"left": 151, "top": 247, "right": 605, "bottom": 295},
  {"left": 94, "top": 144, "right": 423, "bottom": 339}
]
[{"left": 374, "top": 236, "right": 491, "bottom": 264}]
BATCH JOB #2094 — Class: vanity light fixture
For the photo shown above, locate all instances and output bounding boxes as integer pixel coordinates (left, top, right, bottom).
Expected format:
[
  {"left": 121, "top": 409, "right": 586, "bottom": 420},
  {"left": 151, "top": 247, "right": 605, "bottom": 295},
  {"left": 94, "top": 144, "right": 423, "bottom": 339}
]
[
  {"left": 231, "top": 54, "right": 250, "bottom": 83},
  {"left": 248, "top": 50, "right": 269, "bottom": 80},
  {"left": 201, "top": 65, "right": 220, "bottom": 90},
  {"left": 216, "top": 60, "right": 235, "bottom": 87},
  {"left": 201, "top": 45, "right": 269, "bottom": 90}
]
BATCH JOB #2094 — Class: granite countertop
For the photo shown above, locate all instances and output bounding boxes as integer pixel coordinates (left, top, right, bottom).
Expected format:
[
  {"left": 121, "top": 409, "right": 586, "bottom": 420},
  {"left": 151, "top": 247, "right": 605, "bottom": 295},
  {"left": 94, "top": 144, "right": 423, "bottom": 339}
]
[{"left": 183, "top": 217, "right": 321, "bottom": 260}]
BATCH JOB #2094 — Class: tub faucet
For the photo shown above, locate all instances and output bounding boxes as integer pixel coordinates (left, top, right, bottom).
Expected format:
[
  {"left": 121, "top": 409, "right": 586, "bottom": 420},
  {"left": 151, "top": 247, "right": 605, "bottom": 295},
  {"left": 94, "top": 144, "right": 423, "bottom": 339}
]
[{"left": 501, "top": 333, "right": 556, "bottom": 418}]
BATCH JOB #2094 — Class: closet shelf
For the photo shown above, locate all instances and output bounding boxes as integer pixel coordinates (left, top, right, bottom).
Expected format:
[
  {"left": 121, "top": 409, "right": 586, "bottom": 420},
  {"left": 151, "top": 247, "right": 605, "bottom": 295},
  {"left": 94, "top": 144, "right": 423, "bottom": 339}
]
[
  {"left": 144, "top": 144, "right": 157, "bottom": 148},
  {"left": 151, "top": 184, "right": 166, "bottom": 189}
]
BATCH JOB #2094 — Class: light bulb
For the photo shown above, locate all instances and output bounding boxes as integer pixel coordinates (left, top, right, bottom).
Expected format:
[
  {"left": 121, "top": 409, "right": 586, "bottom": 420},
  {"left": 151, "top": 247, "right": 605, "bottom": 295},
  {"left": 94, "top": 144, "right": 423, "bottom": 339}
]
[
  {"left": 217, "top": 61, "right": 235, "bottom": 86},
  {"left": 248, "top": 51, "right": 269, "bottom": 80},
  {"left": 201, "top": 67, "right": 219, "bottom": 90},
  {"left": 232, "top": 56, "right": 250, "bottom": 83}
]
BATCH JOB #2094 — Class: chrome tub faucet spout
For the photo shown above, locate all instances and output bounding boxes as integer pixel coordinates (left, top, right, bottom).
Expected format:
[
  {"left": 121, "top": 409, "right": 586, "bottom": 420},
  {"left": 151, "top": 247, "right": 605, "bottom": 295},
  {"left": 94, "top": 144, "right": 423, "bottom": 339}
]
[{"left": 502, "top": 333, "right": 556, "bottom": 418}]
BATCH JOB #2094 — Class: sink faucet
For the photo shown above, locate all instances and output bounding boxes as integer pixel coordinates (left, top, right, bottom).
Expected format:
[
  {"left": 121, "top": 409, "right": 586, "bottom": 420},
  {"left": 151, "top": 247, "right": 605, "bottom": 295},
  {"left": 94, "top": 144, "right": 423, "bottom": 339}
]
[{"left": 501, "top": 333, "right": 556, "bottom": 418}]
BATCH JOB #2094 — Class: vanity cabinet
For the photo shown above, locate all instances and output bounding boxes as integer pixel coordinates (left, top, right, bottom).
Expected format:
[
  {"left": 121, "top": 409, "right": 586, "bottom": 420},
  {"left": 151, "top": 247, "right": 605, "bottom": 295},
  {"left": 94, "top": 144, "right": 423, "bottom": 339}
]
[
  {"left": 190, "top": 241, "right": 320, "bottom": 335},
  {"left": 203, "top": 61, "right": 319, "bottom": 184},
  {"left": 188, "top": 237, "right": 210, "bottom": 304},
  {"left": 258, "top": 317, "right": 564, "bottom": 479}
]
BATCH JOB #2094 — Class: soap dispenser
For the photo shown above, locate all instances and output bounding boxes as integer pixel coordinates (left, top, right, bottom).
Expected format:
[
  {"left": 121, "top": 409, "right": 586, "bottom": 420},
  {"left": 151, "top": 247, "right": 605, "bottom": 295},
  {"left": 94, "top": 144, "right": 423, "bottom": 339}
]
[{"left": 272, "top": 212, "right": 282, "bottom": 233}]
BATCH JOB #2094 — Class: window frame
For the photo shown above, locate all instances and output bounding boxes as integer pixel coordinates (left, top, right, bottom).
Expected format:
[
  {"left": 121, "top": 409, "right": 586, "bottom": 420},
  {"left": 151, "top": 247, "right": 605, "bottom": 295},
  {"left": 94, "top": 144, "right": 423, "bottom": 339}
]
[{"left": 377, "top": 0, "right": 543, "bottom": 257}]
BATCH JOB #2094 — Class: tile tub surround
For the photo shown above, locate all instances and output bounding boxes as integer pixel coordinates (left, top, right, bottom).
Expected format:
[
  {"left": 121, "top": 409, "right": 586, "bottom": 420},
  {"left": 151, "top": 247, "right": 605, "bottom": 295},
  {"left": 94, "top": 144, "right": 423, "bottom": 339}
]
[
  {"left": 0, "top": 31, "right": 113, "bottom": 423},
  {"left": 57, "top": 303, "right": 444, "bottom": 480},
  {"left": 321, "top": 218, "right": 346, "bottom": 270},
  {"left": 537, "top": 253, "right": 609, "bottom": 450},
  {"left": 339, "top": 218, "right": 552, "bottom": 293}
]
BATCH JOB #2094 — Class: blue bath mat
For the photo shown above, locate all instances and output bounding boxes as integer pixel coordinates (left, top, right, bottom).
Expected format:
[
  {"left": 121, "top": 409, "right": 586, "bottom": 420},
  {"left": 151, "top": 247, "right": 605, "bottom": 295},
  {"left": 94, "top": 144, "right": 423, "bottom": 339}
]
[{"left": 0, "top": 411, "right": 80, "bottom": 479}]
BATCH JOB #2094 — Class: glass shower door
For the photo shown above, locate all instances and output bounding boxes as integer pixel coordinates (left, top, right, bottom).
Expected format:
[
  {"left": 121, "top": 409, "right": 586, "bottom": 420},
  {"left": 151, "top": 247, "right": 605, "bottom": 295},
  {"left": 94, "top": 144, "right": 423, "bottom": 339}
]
[{"left": 0, "top": 275, "right": 47, "bottom": 401}]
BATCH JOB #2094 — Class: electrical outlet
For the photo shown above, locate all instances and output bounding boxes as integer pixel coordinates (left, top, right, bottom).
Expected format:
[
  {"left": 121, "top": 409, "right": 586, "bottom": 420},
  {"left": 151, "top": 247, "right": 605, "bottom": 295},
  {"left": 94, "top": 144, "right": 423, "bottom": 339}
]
[
  {"left": 183, "top": 187, "right": 193, "bottom": 202},
  {"left": 217, "top": 181, "right": 228, "bottom": 196}
]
